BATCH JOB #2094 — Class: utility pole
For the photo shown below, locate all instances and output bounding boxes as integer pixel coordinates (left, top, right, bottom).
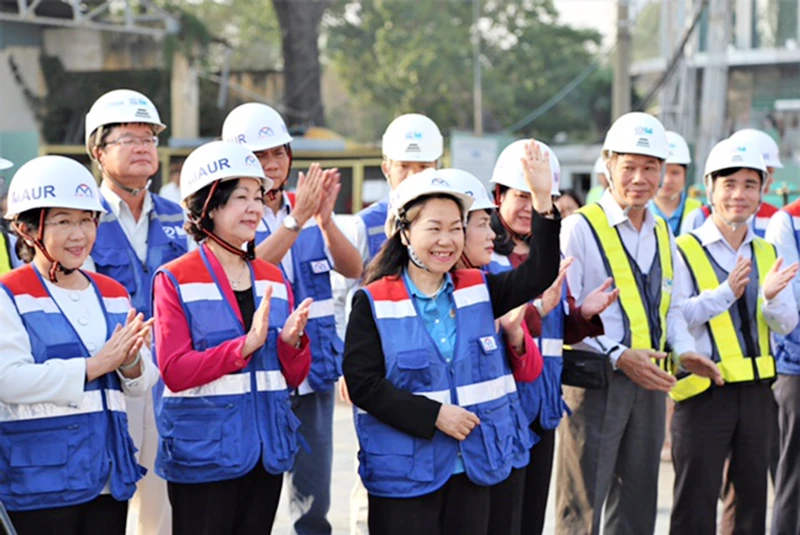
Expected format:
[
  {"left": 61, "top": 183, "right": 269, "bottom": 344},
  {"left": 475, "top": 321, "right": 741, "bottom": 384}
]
[
  {"left": 473, "top": 0, "right": 483, "bottom": 136},
  {"left": 612, "top": 0, "right": 631, "bottom": 120}
]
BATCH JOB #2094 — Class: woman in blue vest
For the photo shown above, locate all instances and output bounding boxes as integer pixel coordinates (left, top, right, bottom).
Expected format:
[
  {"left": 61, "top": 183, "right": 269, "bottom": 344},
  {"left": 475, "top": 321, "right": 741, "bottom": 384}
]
[
  {"left": 488, "top": 140, "right": 616, "bottom": 535},
  {"left": 151, "top": 141, "right": 314, "bottom": 534},
  {"left": 0, "top": 156, "right": 159, "bottom": 534},
  {"left": 343, "top": 141, "right": 561, "bottom": 535}
]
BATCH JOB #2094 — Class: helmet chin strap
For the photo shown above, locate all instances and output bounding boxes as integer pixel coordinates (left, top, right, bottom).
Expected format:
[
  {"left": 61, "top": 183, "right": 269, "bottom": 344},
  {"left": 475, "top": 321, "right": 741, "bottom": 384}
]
[
  {"left": 193, "top": 180, "right": 255, "bottom": 261},
  {"left": 101, "top": 168, "right": 151, "bottom": 197},
  {"left": 13, "top": 209, "right": 78, "bottom": 283}
]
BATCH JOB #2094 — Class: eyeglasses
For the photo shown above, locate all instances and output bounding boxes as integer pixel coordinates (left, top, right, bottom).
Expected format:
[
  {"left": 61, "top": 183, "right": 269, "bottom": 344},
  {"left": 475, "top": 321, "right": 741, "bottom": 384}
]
[
  {"left": 45, "top": 217, "right": 98, "bottom": 234},
  {"left": 104, "top": 136, "right": 159, "bottom": 148}
]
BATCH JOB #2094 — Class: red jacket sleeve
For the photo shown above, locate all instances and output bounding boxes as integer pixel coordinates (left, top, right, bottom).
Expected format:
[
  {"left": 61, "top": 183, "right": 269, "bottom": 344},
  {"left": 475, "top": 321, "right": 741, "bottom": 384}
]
[
  {"left": 563, "top": 293, "right": 604, "bottom": 345},
  {"left": 153, "top": 273, "right": 251, "bottom": 393},
  {"left": 276, "top": 282, "right": 312, "bottom": 389},
  {"left": 506, "top": 321, "right": 543, "bottom": 383}
]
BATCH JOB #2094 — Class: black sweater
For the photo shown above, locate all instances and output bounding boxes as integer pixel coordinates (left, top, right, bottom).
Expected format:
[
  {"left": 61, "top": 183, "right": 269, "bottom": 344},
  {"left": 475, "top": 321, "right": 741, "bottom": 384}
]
[{"left": 343, "top": 211, "right": 561, "bottom": 441}]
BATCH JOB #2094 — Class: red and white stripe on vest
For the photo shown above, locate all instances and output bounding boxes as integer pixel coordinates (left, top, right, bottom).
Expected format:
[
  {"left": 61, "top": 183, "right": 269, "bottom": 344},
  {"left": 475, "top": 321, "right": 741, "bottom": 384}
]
[
  {"left": 152, "top": 246, "right": 301, "bottom": 484},
  {"left": 0, "top": 265, "right": 142, "bottom": 511},
  {"left": 356, "top": 269, "right": 534, "bottom": 498}
]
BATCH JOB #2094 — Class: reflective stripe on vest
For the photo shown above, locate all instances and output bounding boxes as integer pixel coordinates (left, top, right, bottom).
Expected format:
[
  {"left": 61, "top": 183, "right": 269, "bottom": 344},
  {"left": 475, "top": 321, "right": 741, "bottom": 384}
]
[
  {"left": 670, "top": 234, "right": 776, "bottom": 401},
  {"left": 153, "top": 246, "right": 300, "bottom": 483},
  {"left": 359, "top": 270, "right": 533, "bottom": 497},
  {"left": 578, "top": 203, "right": 673, "bottom": 370},
  {"left": 0, "top": 230, "right": 11, "bottom": 274},
  {"left": 0, "top": 265, "right": 142, "bottom": 510}
]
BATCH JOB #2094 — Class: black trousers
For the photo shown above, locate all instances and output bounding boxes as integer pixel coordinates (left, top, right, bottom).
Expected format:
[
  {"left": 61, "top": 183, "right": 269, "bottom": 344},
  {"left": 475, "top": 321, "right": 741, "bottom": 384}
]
[
  {"left": 772, "top": 374, "right": 800, "bottom": 535},
  {"left": 368, "top": 473, "right": 491, "bottom": 535},
  {"left": 9, "top": 494, "right": 127, "bottom": 535},
  {"left": 167, "top": 463, "right": 283, "bottom": 535},
  {"left": 670, "top": 382, "right": 774, "bottom": 535},
  {"left": 520, "top": 419, "right": 556, "bottom": 535},
  {"left": 488, "top": 467, "right": 526, "bottom": 535}
]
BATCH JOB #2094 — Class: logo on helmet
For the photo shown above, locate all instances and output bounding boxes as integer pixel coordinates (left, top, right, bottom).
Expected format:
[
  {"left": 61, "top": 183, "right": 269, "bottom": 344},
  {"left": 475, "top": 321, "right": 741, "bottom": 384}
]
[
  {"left": 129, "top": 97, "right": 149, "bottom": 106},
  {"left": 74, "top": 184, "right": 94, "bottom": 198},
  {"left": 405, "top": 131, "right": 423, "bottom": 140},
  {"left": 430, "top": 178, "right": 450, "bottom": 187},
  {"left": 244, "top": 155, "right": 259, "bottom": 167},
  {"left": 259, "top": 127, "right": 275, "bottom": 138},
  {"left": 735, "top": 146, "right": 748, "bottom": 153},
  {"left": 634, "top": 126, "right": 654, "bottom": 136},
  {"left": 465, "top": 190, "right": 475, "bottom": 198}
]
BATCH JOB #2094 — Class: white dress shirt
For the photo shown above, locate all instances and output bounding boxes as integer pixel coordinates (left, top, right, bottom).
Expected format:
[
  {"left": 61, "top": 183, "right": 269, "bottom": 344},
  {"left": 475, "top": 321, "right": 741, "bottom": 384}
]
[
  {"left": 561, "top": 190, "right": 695, "bottom": 365},
  {"left": 675, "top": 216, "right": 799, "bottom": 359},
  {"left": 765, "top": 210, "right": 800, "bottom": 308}
]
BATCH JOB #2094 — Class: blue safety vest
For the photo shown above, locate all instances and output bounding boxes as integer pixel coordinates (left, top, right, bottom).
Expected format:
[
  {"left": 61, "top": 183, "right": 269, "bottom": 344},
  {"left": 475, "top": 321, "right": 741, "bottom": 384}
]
[
  {"left": 356, "top": 198, "right": 389, "bottom": 261},
  {"left": 0, "top": 265, "right": 143, "bottom": 511},
  {"left": 255, "top": 214, "right": 342, "bottom": 393},
  {"left": 486, "top": 253, "right": 569, "bottom": 429},
  {"left": 152, "top": 246, "right": 301, "bottom": 483},
  {"left": 92, "top": 194, "right": 187, "bottom": 318},
  {"left": 357, "top": 270, "right": 534, "bottom": 498},
  {"left": 773, "top": 203, "right": 800, "bottom": 376}
]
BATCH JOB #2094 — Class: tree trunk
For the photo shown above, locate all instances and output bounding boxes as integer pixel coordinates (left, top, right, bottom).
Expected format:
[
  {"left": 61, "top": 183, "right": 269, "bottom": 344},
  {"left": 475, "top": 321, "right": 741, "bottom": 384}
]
[{"left": 272, "top": 0, "right": 331, "bottom": 127}]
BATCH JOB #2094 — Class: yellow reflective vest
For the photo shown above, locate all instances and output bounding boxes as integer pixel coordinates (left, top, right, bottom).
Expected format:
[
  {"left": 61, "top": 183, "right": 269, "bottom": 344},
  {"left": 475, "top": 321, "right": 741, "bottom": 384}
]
[
  {"left": 680, "top": 197, "right": 703, "bottom": 230},
  {"left": 578, "top": 203, "right": 673, "bottom": 371},
  {"left": 670, "top": 233, "right": 776, "bottom": 402},
  {"left": 0, "top": 229, "right": 12, "bottom": 275}
]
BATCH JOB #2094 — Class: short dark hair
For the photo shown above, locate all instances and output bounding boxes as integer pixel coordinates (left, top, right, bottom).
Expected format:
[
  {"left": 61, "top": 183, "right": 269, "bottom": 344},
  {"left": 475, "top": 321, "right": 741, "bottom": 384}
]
[
  {"left": 184, "top": 179, "right": 262, "bottom": 242},
  {"left": 558, "top": 188, "right": 584, "bottom": 208}
]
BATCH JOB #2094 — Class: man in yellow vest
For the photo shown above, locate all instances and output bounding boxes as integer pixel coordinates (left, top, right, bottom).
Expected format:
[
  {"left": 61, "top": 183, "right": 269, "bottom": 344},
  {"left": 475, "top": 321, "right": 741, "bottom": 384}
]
[
  {"left": 0, "top": 157, "right": 22, "bottom": 274},
  {"left": 648, "top": 131, "right": 702, "bottom": 235},
  {"left": 669, "top": 139, "right": 798, "bottom": 534},
  {"left": 556, "top": 112, "right": 701, "bottom": 534}
]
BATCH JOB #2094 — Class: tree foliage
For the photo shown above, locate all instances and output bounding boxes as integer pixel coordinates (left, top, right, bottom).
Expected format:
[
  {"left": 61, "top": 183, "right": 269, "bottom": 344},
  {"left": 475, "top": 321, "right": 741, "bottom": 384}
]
[{"left": 324, "top": 0, "right": 611, "bottom": 142}]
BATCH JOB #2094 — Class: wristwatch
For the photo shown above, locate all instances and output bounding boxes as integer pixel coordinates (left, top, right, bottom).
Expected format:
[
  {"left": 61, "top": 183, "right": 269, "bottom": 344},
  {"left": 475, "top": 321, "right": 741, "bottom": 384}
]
[{"left": 283, "top": 214, "right": 300, "bottom": 232}]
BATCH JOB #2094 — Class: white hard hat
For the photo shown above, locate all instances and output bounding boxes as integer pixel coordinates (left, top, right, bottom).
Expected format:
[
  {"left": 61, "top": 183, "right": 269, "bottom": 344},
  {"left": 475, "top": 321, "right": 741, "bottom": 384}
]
[
  {"left": 386, "top": 168, "right": 474, "bottom": 236},
  {"left": 437, "top": 168, "right": 495, "bottom": 212},
  {"left": 703, "top": 138, "right": 767, "bottom": 199},
  {"left": 593, "top": 155, "right": 607, "bottom": 178},
  {"left": 490, "top": 139, "right": 561, "bottom": 195},
  {"left": 729, "top": 128, "right": 783, "bottom": 169},
  {"left": 382, "top": 114, "right": 444, "bottom": 162},
  {"left": 602, "top": 112, "right": 669, "bottom": 161},
  {"left": 665, "top": 131, "right": 691, "bottom": 165},
  {"left": 84, "top": 89, "right": 166, "bottom": 149},
  {"left": 180, "top": 141, "right": 274, "bottom": 203},
  {"left": 222, "top": 103, "right": 293, "bottom": 153},
  {"left": 5, "top": 156, "right": 105, "bottom": 219}
]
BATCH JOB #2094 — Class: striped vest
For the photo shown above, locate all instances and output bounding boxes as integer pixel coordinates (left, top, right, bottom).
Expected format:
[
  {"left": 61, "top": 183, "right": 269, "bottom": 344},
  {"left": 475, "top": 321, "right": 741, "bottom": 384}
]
[
  {"left": 357, "top": 270, "right": 534, "bottom": 498},
  {"left": 670, "top": 234, "right": 776, "bottom": 401},
  {"left": 486, "top": 253, "right": 569, "bottom": 430},
  {"left": 92, "top": 194, "right": 188, "bottom": 318},
  {"left": 356, "top": 198, "right": 389, "bottom": 260},
  {"left": 255, "top": 212, "right": 342, "bottom": 393},
  {"left": 774, "top": 201, "right": 800, "bottom": 375},
  {"left": 0, "top": 266, "right": 142, "bottom": 511},
  {"left": 153, "top": 246, "right": 300, "bottom": 483}
]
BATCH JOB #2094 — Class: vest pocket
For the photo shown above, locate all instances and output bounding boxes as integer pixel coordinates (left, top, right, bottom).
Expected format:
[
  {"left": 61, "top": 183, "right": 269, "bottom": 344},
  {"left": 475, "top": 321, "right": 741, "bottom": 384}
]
[
  {"left": 469, "top": 397, "right": 516, "bottom": 471},
  {"left": 273, "top": 399, "right": 302, "bottom": 462},
  {"left": 393, "top": 350, "right": 433, "bottom": 392},
  {"left": 92, "top": 248, "right": 135, "bottom": 293},
  {"left": 6, "top": 424, "right": 92, "bottom": 495},
  {"left": 163, "top": 404, "right": 239, "bottom": 467},
  {"left": 358, "top": 413, "right": 433, "bottom": 483}
]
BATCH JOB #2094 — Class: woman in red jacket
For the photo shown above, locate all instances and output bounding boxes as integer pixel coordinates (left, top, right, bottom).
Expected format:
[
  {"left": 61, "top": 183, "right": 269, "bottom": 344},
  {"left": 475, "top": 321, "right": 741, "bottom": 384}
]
[{"left": 151, "top": 141, "right": 313, "bottom": 535}]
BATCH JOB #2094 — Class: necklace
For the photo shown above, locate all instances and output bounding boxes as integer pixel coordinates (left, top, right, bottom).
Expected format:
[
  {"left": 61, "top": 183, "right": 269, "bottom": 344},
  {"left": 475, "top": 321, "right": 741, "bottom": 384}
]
[{"left": 229, "top": 262, "right": 248, "bottom": 289}]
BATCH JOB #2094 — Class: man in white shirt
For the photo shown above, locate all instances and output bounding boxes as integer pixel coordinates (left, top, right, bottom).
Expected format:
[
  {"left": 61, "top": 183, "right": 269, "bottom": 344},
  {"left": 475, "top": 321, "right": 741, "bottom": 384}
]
[
  {"left": 556, "top": 112, "right": 701, "bottom": 535},
  {"left": 84, "top": 89, "right": 190, "bottom": 535},
  {"left": 669, "top": 139, "right": 798, "bottom": 534}
]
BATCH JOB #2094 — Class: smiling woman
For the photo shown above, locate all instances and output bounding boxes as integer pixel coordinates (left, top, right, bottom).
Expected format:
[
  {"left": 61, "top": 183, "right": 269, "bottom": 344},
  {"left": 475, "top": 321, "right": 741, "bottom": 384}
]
[{"left": 343, "top": 162, "right": 561, "bottom": 535}]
